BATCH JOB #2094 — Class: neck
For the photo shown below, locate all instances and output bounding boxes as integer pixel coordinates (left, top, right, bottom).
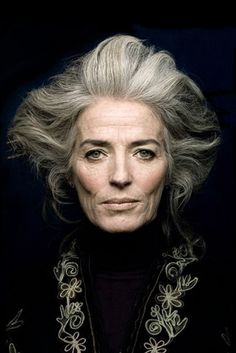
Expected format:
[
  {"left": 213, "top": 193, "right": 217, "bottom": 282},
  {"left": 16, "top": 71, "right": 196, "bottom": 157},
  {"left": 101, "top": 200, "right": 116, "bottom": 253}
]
[{"left": 78, "top": 217, "right": 166, "bottom": 271}]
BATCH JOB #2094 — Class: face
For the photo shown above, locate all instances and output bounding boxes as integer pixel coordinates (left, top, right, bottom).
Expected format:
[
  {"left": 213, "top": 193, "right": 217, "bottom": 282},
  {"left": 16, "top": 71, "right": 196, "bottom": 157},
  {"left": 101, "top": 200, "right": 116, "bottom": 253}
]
[{"left": 71, "top": 98, "right": 168, "bottom": 233}]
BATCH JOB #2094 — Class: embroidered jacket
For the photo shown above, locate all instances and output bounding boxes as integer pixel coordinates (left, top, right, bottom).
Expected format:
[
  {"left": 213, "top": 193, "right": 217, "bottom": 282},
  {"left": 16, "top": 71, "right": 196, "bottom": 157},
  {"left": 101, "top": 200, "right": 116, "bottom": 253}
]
[{"left": 2, "top": 225, "right": 233, "bottom": 353}]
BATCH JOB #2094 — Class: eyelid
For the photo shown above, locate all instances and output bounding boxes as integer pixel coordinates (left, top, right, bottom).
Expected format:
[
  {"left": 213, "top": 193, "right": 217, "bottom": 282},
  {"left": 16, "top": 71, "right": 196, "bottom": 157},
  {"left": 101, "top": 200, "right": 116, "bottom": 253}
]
[
  {"left": 134, "top": 148, "right": 156, "bottom": 159},
  {"left": 134, "top": 147, "right": 157, "bottom": 154},
  {"left": 85, "top": 148, "right": 107, "bottom": 160}
]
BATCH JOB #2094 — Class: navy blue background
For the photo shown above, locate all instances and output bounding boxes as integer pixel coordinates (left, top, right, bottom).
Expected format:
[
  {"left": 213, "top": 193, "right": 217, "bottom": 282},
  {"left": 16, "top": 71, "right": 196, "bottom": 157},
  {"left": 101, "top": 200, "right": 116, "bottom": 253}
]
[{"left": 0, "top": 15, "right": 235, "bottom": 284}]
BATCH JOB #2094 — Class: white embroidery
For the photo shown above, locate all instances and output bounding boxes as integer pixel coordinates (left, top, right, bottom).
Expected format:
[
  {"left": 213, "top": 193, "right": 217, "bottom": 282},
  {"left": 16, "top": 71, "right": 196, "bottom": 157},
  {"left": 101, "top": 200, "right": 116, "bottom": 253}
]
[
  {"left": 8, "top": 343, "right": 20, "bottom": 353},
  {"left": 144, "top": 245, "right": 198, "bottom": 353},
  {"left": 144, "top": 337, "right": 166, "bottom": 353},
  {"left": 54, "top": 250, "right": 86, "bottom": 352},
  {"left": 54, "top": 243, "right": 198, "bottom": 353},
  {"left": 6, "top": 309, "right": 24, "bottom": 353},
  {"left": 6, "top": 309, "right": 24, "bottom": 332}
]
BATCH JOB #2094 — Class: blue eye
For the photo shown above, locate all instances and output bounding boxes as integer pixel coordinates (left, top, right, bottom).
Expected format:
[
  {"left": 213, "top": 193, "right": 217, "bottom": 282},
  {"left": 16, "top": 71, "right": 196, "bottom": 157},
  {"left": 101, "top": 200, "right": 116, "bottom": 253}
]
[
  {"left": 85, "top": 150, "right": 104, "bottom": 160},
  {"left": 136, "top": 149, "right": 155, "bottom": 160}
]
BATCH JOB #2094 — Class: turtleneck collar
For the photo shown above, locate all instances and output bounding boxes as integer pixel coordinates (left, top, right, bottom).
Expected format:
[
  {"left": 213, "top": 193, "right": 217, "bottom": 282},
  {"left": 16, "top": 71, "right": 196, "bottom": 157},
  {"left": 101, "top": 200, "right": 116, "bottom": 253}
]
[{"left": 76, "top": 217, "right": 167, "bottom": 272}]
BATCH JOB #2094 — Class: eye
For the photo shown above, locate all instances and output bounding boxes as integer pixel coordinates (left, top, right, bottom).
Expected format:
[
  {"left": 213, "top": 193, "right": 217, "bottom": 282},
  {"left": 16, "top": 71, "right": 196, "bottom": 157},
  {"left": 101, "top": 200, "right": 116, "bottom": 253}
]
[
  {"left": 85, "top": 149, "right": 106, "bottom": 160},
  {"left": 135, "top": 149, "right": 155, "bottom": 160}
]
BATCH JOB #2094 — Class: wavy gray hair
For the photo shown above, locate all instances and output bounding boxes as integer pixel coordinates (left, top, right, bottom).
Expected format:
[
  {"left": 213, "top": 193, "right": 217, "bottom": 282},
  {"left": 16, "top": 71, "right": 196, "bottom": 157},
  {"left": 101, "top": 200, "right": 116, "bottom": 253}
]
[{"left": 7, "top": 34, "right": 220, "bottom": 241}]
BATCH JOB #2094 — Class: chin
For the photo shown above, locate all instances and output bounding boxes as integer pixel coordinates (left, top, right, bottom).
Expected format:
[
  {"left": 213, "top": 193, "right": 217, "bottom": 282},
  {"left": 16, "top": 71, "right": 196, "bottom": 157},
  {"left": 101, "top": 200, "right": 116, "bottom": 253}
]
[{"left": 96, "top": 217, "right": 146, "bottom": 234}]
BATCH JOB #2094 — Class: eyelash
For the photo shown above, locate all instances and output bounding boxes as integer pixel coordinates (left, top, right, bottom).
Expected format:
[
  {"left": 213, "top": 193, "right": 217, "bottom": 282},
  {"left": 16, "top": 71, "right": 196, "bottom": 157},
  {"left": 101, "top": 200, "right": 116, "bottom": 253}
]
[
  {"left": 85, "top": 149, "right": 106, "bottom": 160},
  {"left": 135, "top": 149, "right": 156, "bottom": 160},
  {"left": 84, "top": 149, "right": 156, "bottom": 161}
]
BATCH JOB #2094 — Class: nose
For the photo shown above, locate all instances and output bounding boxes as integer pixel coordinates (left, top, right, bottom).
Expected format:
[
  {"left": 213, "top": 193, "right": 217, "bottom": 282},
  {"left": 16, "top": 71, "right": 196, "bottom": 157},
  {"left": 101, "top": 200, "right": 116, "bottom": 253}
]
[{"left": 109, "top": 153, "right": 132, "bottom": 188}]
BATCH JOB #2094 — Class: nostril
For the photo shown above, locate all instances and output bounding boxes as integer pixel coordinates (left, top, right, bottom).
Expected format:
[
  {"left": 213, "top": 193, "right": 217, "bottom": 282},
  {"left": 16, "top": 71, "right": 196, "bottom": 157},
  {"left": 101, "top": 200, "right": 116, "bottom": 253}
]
[{"left": 109, "top": 179, "right": 132, "bottom": 188}]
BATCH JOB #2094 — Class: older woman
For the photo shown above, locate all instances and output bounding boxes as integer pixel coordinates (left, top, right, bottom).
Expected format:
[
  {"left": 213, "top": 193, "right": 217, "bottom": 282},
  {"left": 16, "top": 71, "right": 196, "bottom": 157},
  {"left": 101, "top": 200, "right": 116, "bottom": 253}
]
[{"left": 3, "top": 35, "right": 231, "bottom": 353}]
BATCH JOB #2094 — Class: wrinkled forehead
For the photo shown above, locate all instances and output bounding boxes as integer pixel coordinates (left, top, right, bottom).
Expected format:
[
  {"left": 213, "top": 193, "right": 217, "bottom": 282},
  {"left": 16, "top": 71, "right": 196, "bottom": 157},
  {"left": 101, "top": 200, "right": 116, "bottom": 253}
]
[{"left": 76, "top": 97, "right": 164, "bottom": 140}]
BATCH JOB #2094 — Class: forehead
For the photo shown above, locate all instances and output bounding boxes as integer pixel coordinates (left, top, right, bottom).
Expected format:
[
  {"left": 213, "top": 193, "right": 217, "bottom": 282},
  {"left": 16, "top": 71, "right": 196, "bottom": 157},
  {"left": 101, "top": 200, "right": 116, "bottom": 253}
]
[{"left": 76, "top": 98, "right": 164, "bottom": 138}]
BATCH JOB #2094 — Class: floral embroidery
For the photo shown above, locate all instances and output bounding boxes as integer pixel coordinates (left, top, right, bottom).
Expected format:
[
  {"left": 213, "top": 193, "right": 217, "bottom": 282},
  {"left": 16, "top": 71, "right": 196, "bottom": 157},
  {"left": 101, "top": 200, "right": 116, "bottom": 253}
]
[
  {"left": 2, "top": 239, "right": 222, "bottom": 352},
  {"left": 157, "top": 284, "right": 183, "bottom": 309},
  {"left": 6, "top": 309, "right": 24, "bottom": 332},
  {"left": 144, "top": 337, "right": 167, "bottom": 353},
  {"left": 144, "top": 245, "right": 198, "bottom": 352},
  {"left": 54, "top": 241, "right": 198, "bottom": 353},
  {"left": 54, "top": 246, "right": 86, "bottom": 352},
  {"left": 59, "top": 278, "right": 82, "bottom": 299},
  {"left": 64, "top": 332, "right": 86, "bottom": 352},
  {"left": 8, "top": 343, "right": 20, "bottom": 353},
  {"left": 6, "top": 309, "right": 24, "bottom": 353}
]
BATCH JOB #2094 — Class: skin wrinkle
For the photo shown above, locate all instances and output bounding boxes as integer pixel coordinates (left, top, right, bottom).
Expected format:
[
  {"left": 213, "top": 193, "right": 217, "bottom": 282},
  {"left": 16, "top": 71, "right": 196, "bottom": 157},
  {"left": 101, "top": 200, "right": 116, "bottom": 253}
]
[
  {"left": 71, "top": 97, "right": 168, "bottom": 233},
  {"left": 7, "top": 35, "right": 220, "bottom": 237}
]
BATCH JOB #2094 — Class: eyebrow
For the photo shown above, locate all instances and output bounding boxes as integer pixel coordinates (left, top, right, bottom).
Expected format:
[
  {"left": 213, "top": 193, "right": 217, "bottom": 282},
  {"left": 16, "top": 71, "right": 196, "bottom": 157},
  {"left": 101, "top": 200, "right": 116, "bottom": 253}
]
[
  {"left": 130, "top": 139, "right": 161, "bottom": 148},
  {"left": 79, "top": 139, "right": 161, "bottom": 148}
]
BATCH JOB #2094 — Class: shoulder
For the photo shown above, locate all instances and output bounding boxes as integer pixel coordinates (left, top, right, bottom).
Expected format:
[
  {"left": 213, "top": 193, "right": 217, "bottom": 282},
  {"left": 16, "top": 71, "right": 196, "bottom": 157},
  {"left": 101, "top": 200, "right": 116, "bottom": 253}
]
[
  {"left": 0, "top": 231, "right": 65, "bottom": 353},
  {"left": 183, "top": 242, "right": 234, "bottom": 352},
  {"left": 159, "top": 240, "right": 234, "bottom": 352}
]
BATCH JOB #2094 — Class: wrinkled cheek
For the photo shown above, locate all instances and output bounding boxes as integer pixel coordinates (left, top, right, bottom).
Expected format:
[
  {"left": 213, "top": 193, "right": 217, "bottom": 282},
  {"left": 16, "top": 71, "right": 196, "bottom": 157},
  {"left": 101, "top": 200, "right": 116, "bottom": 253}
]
[
  {"left": 76, "top": 189, "right": 95, "bottom": 220},
  {"left": 74, "top": 179, "right": 101, "bottom": 221},
  {"left": 148, "top": 183, "right": 165, "bottom": 214},
  {"left": 73, "top": 168, "right": 99, "bottom": 194}
]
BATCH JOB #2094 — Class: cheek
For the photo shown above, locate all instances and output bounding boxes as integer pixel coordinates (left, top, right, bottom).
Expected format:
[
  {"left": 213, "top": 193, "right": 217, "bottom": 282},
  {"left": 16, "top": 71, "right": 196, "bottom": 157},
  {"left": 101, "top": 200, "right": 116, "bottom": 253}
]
[
  {"left": 143, "top": 176, "right": 165, "bottom": 196},
  {"left": 72, "top": 164, "right": 105, "bottom": 194},
  {"left": 138, "top": 165, "right": 167, "bottom": 195}
]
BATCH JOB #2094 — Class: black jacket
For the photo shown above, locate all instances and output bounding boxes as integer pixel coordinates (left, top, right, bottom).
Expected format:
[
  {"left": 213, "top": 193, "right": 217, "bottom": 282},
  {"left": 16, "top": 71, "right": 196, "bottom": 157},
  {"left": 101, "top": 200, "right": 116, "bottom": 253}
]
[{"left": 1, "top": 221, "right": 234, "bottom": 353}]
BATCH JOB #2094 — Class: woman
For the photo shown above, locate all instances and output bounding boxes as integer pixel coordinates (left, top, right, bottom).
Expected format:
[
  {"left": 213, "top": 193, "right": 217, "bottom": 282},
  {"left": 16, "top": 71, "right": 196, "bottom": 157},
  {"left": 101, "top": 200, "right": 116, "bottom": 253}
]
[{"left": 2, "top": 34, "right": 231, "bottom": 353}]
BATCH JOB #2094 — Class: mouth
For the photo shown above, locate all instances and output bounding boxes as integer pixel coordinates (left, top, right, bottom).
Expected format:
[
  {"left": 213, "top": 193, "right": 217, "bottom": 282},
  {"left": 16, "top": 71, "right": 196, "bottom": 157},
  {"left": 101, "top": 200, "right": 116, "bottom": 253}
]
[
  {"left": 103, "top": 198, "right": 140, "bottom": 204},
  {"left": 101, "top": 198, "right": 140, "bottom": 210}
]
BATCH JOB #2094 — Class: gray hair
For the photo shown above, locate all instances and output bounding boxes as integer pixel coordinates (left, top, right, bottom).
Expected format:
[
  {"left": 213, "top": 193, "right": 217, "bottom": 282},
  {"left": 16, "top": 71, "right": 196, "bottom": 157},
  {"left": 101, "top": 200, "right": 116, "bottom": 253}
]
[{"left": 7, "top": 34, "right": 220, "bottom": 241}]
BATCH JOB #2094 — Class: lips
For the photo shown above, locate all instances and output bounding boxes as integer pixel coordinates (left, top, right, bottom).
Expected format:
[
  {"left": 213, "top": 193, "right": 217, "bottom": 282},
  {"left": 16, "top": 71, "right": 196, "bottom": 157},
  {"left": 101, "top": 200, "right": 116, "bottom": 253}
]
[
  {"left": 102, "top": 198, "right": 139, "bottom": 204},
  {"left": 101, "top": 198, "right": 140, "bottom": 211}
]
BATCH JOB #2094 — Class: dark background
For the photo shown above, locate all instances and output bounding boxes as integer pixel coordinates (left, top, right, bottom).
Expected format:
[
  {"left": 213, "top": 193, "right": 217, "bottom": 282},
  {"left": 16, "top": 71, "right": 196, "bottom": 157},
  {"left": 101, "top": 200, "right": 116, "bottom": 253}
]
[{"left": 0, "top": 11, "right": 235, "bottom": 281}]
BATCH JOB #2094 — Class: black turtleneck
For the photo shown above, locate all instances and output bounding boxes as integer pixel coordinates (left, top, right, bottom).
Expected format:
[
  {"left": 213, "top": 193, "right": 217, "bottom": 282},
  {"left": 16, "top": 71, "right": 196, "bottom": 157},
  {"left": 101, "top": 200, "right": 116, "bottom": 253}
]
[{"left": 76, "top": 218, "right": 166, "bottom": 353}]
